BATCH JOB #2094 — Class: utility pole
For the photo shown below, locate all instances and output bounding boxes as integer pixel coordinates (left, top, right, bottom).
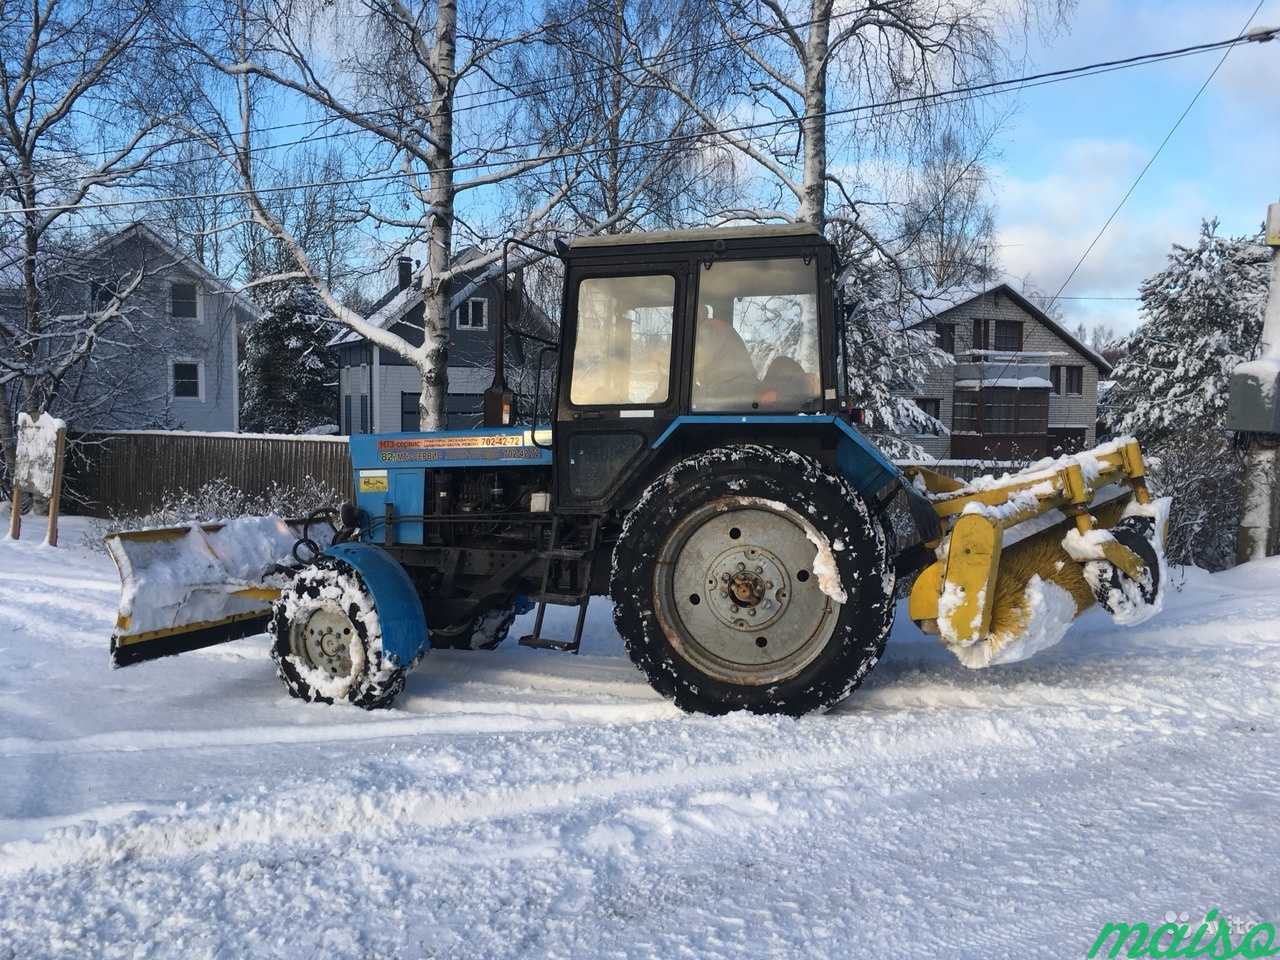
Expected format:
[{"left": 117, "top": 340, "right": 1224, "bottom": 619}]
[{"left": 1227, "top": 201, "right": 1280, "bottom": 562}]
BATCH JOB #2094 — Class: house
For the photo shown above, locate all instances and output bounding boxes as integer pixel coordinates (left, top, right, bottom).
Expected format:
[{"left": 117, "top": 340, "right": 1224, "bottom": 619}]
[
  {"left": 332, "top": 249, "right": 549, "bottom": 433},
  {"left": 40, "top": 222, "right": 258, "bottom": 432},
  {"left": 904, "top": 284, "right": 1112, "bottom": 460}
]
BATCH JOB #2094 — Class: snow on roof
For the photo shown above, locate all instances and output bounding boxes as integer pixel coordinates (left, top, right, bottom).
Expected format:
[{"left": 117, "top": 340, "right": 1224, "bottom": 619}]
[
  {"left": 568, "top": 222, "right": 822, "bottom": 248},
  {"left": 330, "top": 250, "right": 542, "bottom": 347},
  {"left": 955, "top": 376, "right": 1054, "bottom": 390}
]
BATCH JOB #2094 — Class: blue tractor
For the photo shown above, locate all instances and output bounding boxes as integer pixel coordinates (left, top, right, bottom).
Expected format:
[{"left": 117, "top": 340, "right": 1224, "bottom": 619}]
[{"left": 106, "top": 224, "right": 1167, "bottom": 715}]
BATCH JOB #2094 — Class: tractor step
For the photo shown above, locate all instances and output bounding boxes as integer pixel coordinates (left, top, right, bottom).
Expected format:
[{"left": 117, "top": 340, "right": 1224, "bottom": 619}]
[
  {"left": 530, "top": 590, "right": 590, "bottom": 605},
  {"left": 518, "top": 634, "right": 581, "bottom": 652},
  {"left": 540, "top": 547, "right": 590, "bottom": 560}
]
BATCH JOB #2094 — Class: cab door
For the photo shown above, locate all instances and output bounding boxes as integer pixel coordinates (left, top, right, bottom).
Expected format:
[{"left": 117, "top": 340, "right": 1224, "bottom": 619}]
[{"left": 553, "top": 260, "right": 690, "bottom": 512}]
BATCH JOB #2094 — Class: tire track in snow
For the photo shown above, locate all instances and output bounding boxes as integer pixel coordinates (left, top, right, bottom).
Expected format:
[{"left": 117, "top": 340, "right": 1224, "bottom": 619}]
[
  {"left": 0, "top": 713, "right": 1044, "bottom": 878},
  {"left": 0, "top": 700, "right": 680, "bottom": 758}
]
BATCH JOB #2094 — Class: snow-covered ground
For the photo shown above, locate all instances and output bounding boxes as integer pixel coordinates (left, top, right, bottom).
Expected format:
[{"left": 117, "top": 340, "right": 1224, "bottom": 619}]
[{"left": 1, "top": 518, "right": 1277, "bottom": 958}]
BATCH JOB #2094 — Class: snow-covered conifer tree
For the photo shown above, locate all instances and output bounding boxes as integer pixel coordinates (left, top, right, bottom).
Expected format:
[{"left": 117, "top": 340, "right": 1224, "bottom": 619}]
[
  {"left": 1108, "top": 219, "right": 1270, "bottom": 570},
  {"left": 1109, "top": 220, "right": 1269, "bottom": 439},
  {"left": 239, "top": 281, "right": 338, "bottom": 434}
]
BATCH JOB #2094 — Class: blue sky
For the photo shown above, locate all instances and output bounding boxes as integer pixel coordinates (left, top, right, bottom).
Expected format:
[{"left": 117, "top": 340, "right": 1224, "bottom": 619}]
[{"left": 987, "top": 0, "right": 1280, "bottom": 333}]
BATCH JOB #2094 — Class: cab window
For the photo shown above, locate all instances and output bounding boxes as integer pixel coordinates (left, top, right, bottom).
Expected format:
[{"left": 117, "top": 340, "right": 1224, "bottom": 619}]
[
  {"left": 570, "top": 274, "right": 675, "bottom": 406},
  {"left": 691, "top": 257, "right": 821, "bottom": 411}
]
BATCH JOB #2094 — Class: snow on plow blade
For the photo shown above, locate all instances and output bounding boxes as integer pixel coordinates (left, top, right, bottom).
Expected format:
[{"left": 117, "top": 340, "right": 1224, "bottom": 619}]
[
  {"left": 106, "top": 517, "right": 318, "bottom": 667},
  {"left": 905, "top": 438, "right": 1170, "bottom": 668}
]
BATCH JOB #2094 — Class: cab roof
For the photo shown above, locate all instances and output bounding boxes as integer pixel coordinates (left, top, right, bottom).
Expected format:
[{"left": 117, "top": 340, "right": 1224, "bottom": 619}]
[{"left": 566, "top": 222, "right": 825, "bottom": 250}]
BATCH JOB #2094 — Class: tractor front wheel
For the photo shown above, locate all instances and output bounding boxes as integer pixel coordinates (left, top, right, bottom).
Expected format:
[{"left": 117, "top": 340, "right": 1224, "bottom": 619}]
[
  {"left": 270, "top": 557, "right": 407, "bottom": 710},
  {"left": 611, "top": 444, "right": 895, "bottom": 716}
]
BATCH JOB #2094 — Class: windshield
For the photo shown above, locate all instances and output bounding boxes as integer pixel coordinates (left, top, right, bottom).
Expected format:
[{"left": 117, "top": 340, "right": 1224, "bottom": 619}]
[
  {"left": 570, "top": 274, "right": 676, "bottom": 406},
  {"left": 691, "top": 257, "right": 821, "bottom": 411}
]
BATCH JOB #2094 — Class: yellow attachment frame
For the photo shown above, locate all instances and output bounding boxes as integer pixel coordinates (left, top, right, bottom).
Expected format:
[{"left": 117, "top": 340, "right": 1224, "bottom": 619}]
[{"left": 905, "top": 439, "right": 1153, "bottom": 645}]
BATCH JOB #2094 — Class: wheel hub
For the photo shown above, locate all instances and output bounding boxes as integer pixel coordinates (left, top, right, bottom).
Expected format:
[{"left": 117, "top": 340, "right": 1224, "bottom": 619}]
[
  {"left": 292, "top": 605, "right": 357, "bottom": 680},
  {"left": 707, "top": 545, "right": 789, "bottom": 631}
]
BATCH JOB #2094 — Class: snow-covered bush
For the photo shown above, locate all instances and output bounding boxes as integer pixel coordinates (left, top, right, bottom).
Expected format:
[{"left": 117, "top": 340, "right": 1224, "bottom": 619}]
[
  {"left": 1106, "top": 219, "right": 1271, "bottom": 570},
  {"left": 87, "top": 475, "right": 342, "bottom": 545},
  {"left": 1143, "top": 434, "right": 1254, "bottom": 572}
]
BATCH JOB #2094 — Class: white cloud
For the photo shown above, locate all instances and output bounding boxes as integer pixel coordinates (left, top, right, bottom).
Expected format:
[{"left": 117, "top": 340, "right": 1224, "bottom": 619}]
[{"left": 989, "top": 137, "right": 1214, "bottom": 333}]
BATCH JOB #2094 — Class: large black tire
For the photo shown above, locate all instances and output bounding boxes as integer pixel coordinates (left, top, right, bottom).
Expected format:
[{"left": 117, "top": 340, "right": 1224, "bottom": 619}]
[
  {"left": 430, "top": 605, "right": 517, "bottom": 651},
  {"left": 611, "top": 444, "right": 895, "bottom": 716},
  {"left": 270, "top": 556, "right": 407, "bottom": 710}
]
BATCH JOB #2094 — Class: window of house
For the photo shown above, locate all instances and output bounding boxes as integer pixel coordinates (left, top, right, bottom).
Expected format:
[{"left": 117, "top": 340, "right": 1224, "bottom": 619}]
[
  {"left": 915, "top": 397, "right": 941, "bottom": 421},
  {"left": 344, "top": 395, "right": 352, "bottom": 435},
  {"left": 171, "top": 360, "right": 202, "bottom": 400},
  {"left": 170, "top": 281, "right": 199, "bottom": 319},
  {"left": 691, "top": 257, "right": 821, "bottom": 412},
  {"left": 1065, "top": 365, "right": 1083, "bottom": 395},
  {"left": 401, "top": 392, "right": 419, "bottom": 432},
  {"left": 571, "top": 274, "right": 675, "bottom": 405},
  {"left": 89, "top": 280, "right": 115, "bottom": 312},
  {"left": 359, "top": 395, "right": 369, "bottom": 433},
  {"left": 935, "top": 323, "right": 955, "bottom": 355},
  {"left": 972, "top": 318, "right": 990, "bottom": 352},
  {"left": 1051, "top": 365, "right": 1084, "bottom": 396},
  {"left": 994, "top": 320, "right": 1023, "bottom": 352},
  {"left": 455, "top": 298, "right": 487, "bottom": 330}
]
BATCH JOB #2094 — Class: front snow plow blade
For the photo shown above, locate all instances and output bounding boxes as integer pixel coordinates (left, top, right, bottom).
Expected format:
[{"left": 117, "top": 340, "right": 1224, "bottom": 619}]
[
  {"left": 905, "top": 438, "right": 1170, "bottom": 668},
  {"left": 107, "top": 517, "right": 319, "bottom": 667}
]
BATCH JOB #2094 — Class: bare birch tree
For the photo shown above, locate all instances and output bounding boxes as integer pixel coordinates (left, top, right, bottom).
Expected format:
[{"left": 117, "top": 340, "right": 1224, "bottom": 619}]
[
  {"left": 637, "top": 0, "right": 1068, "bottom": 235},
  {"left": 0, "top": 0, "right": 184, "bottom": 478},
  {"left": 517, "top": 0, "right": 734, "bottom": 235},
  {"left": 173, "top": 0, "right": 636, "bottom": 429}
]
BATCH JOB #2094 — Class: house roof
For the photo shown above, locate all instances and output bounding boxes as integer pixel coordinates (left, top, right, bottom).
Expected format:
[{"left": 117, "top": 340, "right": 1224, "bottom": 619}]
[
  {"left": 911, "top": 282, "right": 1113, "bottom": 375},
  {"left": 329, "top": 250, "right": 546, "bottom": 348},
  {"left": 82, "top": 222, "right": 264, "bottom": 319}
]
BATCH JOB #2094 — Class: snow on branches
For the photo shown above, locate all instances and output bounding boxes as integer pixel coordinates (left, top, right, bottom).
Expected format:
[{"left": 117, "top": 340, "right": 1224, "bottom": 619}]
[
  {"left": 839, "top": 252, "right": 950, "bottom": 458},
  {"left": 1108, "top": 219, "right": 1270, "bottom": 439}
]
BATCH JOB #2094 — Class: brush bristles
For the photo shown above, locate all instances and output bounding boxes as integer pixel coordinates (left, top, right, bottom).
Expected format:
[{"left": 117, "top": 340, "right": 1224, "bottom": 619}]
[{"left": 984, "top": 499, "right": 1129, "bottom": 657}]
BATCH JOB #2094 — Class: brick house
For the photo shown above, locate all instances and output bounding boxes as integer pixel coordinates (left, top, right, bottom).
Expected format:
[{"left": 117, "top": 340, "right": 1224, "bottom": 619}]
[{"left": 904, "top": 284, "right": 1112, "bottom": 460}]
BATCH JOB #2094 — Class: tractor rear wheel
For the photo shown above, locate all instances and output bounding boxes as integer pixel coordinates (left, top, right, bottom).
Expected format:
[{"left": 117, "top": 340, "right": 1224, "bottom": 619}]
[
  {"left": 611, "top": 444, "right": 895, "bottom": 716},
  {"left": 270, "top": 557, "right": 407, "bottom": 710}
]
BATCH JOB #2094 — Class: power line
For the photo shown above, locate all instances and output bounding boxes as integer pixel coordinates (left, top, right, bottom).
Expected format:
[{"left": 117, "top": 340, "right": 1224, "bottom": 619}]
[
  {"left": 5, "top": 28, "right": 1272, "bottom": 219},
  {"left": 969, "top": 2, "right": 1267, "bottom": 407},
  {"left": 1043, "top": 1, "right": 1268, "bottom": 314},
  {"left": 23, "top": 7, "right": 864, "bottom": 172}
]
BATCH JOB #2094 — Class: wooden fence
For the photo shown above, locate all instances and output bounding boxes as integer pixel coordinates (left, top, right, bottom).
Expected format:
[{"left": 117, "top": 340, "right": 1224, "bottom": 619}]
[
  {"left": 67, "top": 430, "right": 353, "bottom": 517},
  {"left": 61, "top": 430, "right": 1021, "bottom": 519}
]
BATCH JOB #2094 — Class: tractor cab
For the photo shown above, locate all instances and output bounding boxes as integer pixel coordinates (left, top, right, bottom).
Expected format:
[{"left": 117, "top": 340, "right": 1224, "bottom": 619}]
[{"left": 540, "top": 223, "right": 850, "bottom": 512}]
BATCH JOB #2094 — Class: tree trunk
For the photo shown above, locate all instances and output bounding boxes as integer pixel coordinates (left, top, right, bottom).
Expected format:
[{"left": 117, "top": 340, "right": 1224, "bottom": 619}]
[
  {"left": 417, "top": 0, "right": 458, "bottom": 432},
  {"left": 0, "top": 387, "right": 16, "bottom": 489},
  {"left": 799, "top": 0, "right": 830, "bottom": 228}
]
